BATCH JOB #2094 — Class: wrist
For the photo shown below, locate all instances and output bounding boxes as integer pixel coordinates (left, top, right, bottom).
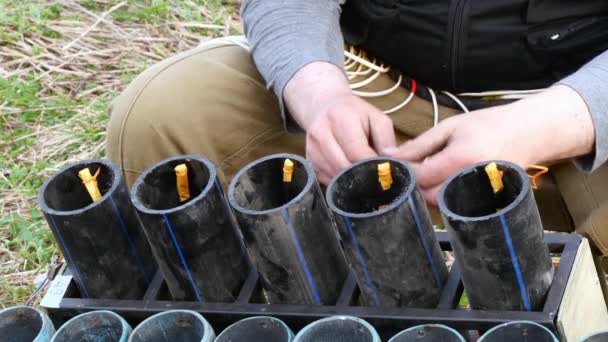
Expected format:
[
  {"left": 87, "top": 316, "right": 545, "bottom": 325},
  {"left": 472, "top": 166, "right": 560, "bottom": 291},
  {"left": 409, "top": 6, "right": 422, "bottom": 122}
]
[
  {"left": 283, "top": 62, "right": 352, "bottom": 131},
  {"left": 508, "top": 85, "right": 595, "bottom": 163}
]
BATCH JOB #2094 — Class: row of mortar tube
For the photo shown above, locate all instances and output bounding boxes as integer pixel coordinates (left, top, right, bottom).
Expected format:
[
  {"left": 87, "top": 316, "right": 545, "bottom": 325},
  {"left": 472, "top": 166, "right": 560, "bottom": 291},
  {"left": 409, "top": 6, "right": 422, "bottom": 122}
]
[
  {"left": 5, "top": 306, "right": 585, "bottom": 341},
  {"left": 37, "top": 153, "right": 550, "bottom": 311}
]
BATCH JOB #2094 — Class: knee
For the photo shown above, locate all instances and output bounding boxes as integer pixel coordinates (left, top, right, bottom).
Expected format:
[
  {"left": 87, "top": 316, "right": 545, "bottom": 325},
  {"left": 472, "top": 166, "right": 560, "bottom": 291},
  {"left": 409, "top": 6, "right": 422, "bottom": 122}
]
[{"left": 106, "top": 44, "right": 281, "bottom": 175}]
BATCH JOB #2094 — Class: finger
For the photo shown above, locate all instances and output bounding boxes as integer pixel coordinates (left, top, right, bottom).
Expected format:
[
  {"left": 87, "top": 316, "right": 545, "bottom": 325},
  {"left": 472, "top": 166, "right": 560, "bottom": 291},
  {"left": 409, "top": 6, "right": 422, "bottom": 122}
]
[
  {"left": 307, "top": 128, "right": 351, "bottom": 177},
  {"left": 322, "top": 134, "right": 352, "bottom": 175},
  {"left": 410, "top": 146, "right": 459, "bottom": 189},
  {"left": 385, "top": 118, "right": 457, "bottom": 161},
  {"left": 421, "top": 185, "right": 441, "bottom": 207},
  {"left": 316, "top": 166, "right": 333, "bottom": 185},
  {"left": 306, "top": 132, "right": 332, "bottom": 180},
  {"left": 369, "top": 112, "right": 396, "bottom": 153},
  {"left": 308, "top": 150, "right": 333, "bottom": 185},
  {"left": 332, "top": 114, "right": 378, "bottom": 162}
]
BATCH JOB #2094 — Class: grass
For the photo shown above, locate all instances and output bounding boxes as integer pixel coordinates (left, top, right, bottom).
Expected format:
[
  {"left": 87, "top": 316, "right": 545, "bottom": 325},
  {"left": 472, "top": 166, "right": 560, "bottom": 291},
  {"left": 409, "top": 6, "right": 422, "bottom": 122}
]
[{"left": 0, "top": 0, "right": 240, "bottom": 308}]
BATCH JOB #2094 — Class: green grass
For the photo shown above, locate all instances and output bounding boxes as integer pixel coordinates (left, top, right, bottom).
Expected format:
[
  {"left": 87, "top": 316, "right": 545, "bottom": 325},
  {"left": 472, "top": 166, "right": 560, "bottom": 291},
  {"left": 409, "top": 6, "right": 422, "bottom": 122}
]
[{"left": 0, "top": 0, "right": 240, "bottom": 307}]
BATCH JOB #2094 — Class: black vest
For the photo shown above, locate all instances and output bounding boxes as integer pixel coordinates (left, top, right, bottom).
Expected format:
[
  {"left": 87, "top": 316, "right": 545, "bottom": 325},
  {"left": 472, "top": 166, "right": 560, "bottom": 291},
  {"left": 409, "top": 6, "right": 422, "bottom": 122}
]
[{"left": 341, "top": 0, "right": 608, "bottom": 92}]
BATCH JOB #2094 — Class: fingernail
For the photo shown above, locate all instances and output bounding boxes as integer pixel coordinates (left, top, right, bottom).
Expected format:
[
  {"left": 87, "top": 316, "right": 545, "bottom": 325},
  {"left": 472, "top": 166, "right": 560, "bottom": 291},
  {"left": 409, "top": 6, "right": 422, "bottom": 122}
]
[{"left": 382, "top": 147, "right": 398, "bottom": 155}]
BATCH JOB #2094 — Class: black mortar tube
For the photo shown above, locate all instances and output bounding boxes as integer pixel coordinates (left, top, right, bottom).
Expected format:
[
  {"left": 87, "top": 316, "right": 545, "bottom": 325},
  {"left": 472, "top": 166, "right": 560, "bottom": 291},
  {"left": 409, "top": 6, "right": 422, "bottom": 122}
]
[
  {"left": 326, "top": 157, "right": 448, "bottom": 308},
  {"left": 38, "top": 159, "right": 156, "bottom": 299},
  {"left": 228, "top": 153, "right": 349, "bottom": 305},
  {"left": 438, "top": 161, "right": 554, "bottom": 311},
  {"left": 131, "top": 155, "right": 249, "bottom": 302}
]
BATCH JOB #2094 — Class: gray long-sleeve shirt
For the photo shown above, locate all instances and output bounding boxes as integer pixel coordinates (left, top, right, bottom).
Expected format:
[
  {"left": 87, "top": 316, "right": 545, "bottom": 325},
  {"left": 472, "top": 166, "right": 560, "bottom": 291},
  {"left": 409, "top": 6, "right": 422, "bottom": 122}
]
[{"left": 241, "top": 0, "right": 608, "bottom": 172}]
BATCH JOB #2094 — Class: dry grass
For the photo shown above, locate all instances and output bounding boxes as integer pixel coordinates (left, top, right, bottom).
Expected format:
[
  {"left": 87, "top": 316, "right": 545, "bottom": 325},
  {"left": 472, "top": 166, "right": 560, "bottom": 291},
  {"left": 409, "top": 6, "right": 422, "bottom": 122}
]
[{"left": 0, "top": 0, "right": 241, "bottom": 307}]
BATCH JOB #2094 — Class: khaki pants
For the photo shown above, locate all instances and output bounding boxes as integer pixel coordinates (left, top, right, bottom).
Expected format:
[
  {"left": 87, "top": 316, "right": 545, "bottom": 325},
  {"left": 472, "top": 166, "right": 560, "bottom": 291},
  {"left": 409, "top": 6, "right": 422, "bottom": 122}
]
[{"left": 106, "top": 37, "right": 608, "bottom": 260}]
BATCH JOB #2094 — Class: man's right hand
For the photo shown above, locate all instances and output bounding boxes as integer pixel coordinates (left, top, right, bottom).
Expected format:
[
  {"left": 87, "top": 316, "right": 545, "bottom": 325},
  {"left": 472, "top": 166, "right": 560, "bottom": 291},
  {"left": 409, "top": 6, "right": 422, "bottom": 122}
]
[{"left": 284, "top": 62, "right": 396, "bottom": 184}]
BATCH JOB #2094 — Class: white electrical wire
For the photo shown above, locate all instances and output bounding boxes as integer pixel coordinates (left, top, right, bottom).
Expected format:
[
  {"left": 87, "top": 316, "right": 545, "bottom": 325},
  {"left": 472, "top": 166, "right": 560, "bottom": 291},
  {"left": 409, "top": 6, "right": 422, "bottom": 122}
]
[
  {"left": 344, "top": 59, "right": 358, "bottom": 71},
  {"left": 442, "top": 90, "right": 469, "bottom": 113},
  {"left": 383, "top": 87, "right": 415, "bottom": 114},
  {"left": 344, "top": 46, "right": 359, "bottom": 70},
  {"left": 353, "top": 74, "right": 403, "bottom": 97},
  {"left": 497, "top": 93, "right": 540, "bottom": 100},
  {"left": 349, "top": 69, "right": 384, "bottom": 89},
  {"left": 344, "top": 46, "right": 544, "bottom": 118},
  {"left": 458, "top": 88, "right": 545, "bottom": 97},
  {"left": 347, "top": 61, "right": 376, "bottom": 79},
  {"left": 428, "top": 87, "right": 439, "bottom": 126},
  {"left": 344, "top": 49, "right": 391, "bottom": 73}
]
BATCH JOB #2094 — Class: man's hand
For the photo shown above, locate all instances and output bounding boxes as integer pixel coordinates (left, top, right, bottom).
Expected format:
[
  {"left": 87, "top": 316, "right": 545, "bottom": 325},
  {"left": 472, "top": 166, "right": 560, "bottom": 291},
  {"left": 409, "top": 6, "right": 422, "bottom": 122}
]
[
  {"left": 305, "top": 94, "right": 396, "bottom": 184},
  {"left": 284, "top": 62, "right": 396, "bottom": 184},
  {"left": 386, "top": 85, "right": 595, "bottom": 205}
]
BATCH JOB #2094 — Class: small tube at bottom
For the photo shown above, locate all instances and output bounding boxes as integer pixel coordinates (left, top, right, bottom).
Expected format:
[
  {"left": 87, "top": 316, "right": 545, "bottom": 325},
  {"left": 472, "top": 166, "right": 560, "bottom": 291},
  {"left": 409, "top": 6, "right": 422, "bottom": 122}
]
[
  {"left": 128, "top": 310, "right": 215, "bottom": 342},
  {"left": 0, "top": 306, "right": 55, "bottom": 342},
  {"left": 389, "top": 324, "right": 465, "bottom": 342},
  {"left": 478, "top": 321, "right": 557, "bottom": 342},
  {"left": 51, "top": 311, "right": 131, "bottom": 342},
  {"left": 294, "top": 316, "right": 380, "bottom": 342},
  {"left": 215, "top": 316, "right": 293, "bottom": 342}
]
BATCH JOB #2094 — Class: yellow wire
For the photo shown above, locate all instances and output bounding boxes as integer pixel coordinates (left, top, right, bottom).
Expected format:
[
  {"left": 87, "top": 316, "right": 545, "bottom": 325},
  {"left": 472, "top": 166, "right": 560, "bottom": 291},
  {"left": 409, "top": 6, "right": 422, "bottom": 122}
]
[
  {"left": 175, "top": 164, "right": 191, "bottom": 202},
  {"left": 283, "top": 159, "right": 294, "bottom": 183},
  {"left": 78, "top": 167, "right": 102, "bottom": 202},
  {"left": 485, "top": 162, "right": 504, "bottom": 194},
  {"left": 526, "top": 165, "right": 549, "bottom": 190},
  {"left": 378, "top": 162, "right": 393, "bottom": 191}
]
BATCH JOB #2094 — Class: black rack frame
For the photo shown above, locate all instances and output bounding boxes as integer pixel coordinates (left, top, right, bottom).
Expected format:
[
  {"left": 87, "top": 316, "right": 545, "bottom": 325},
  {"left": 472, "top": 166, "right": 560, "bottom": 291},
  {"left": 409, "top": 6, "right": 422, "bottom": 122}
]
[{"left": 44, "top": 232, "right": 581, "bottom": 340}]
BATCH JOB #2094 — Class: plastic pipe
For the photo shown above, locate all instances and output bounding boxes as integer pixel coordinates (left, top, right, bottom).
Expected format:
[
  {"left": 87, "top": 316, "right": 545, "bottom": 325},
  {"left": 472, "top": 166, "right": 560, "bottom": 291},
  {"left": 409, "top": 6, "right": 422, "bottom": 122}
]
[
  {"left": 478, "top": 321, "right": 557, "bottom": 342},
  {"left": 438, "top": 161, "right": 554, "bottom": 311},
  {"left": 51, "top": 310, "right": 131, "bottom": 342},
  {"left": 228, "top": 153, "right": 349, "bottom": 305},
  {"left": 38, "top": 159, "right": 156, "bottom": 299},
  {"left": 326, "top": 157, "right": 448, "bottom": 308},
  {"left": 0, "top": 306, "right": 55, "bottom": 342},
  {"left": 215, "top": 316, "right": 294, "bottom": 342},
  {"left": 389, "top": 324, "right": 465, "bottom": 341},
  {"left": 131, "top": 155, "right": 249, "bottom": 302},
  {"left": 128, "top": 310, "right": 214, "bottom": 342},
  {"left": 293, "top": 316, "right": 380, "bottom": 342},
  {"left": 580, "top": 330, "right": 608, "bottom": 342}
]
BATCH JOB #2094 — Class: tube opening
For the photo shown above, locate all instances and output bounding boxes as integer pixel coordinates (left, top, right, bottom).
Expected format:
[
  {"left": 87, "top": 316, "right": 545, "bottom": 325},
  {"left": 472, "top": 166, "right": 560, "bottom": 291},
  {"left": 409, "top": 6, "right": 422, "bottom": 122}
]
[
  {"left": 0, "top": 307, "right": 43, "bottom": 341},
  {"left": 329, "top": 159, "right": 412, "bottom": 214},
  {"left": 231, "top": 156, "right": 309, "bottom": 212},
  {"left": 390, "top": 324, "right": 464, "bottom": 342},
  {"left": 296, "top": 317, "right": 375, "bottom": 342},
  {"left": 53, "top": 312, "right": 125, "bottom": 342},
  {"left": 135, "top": 158, "right": 211, "bottom": 211},
  {"left": 442, "top": 163, "right": 524, "bottom": 218},
  {"left": 42, "top": 161, "right": 115, "bottom": 212},
  {"left": 479, "top": 321, "right": 557, "bottom": 342},
  {"left": 130, "top": 312, "right": 209, "bottom": 342},
  {"left": 216, "top": 317, "right": 290, "bottom": 342}
]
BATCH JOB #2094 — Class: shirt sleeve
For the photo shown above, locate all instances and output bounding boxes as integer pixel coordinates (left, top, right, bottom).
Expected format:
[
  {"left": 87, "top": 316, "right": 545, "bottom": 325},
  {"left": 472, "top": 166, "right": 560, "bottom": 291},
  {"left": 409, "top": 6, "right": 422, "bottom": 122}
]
[
  {"left": 241, "top": 0, "right": 345, "bottom": 132},
  {"left": 558, "top": 50, "right": 608, "bottom": 172}
]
